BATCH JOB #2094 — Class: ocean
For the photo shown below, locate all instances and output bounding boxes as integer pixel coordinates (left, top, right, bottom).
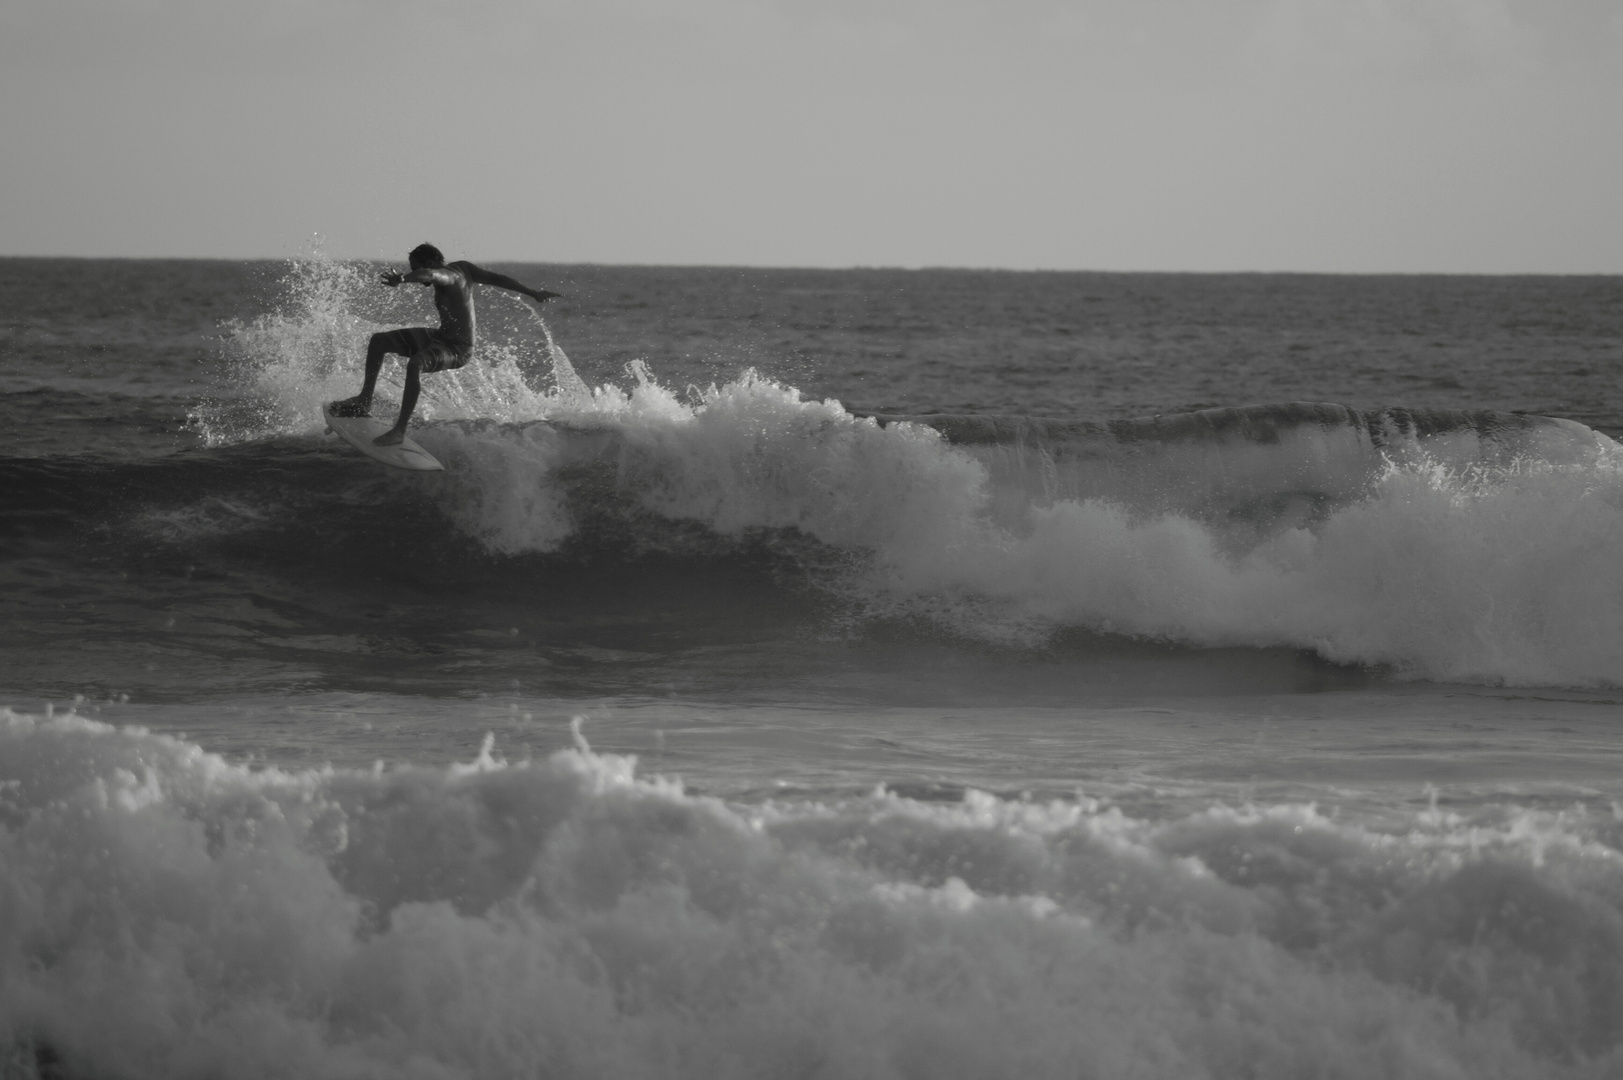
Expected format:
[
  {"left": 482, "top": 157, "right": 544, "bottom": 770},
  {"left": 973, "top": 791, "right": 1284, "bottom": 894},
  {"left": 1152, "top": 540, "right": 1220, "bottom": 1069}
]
[{"left": 3, "top": 255, "right": 1623, "bottom": 1078}]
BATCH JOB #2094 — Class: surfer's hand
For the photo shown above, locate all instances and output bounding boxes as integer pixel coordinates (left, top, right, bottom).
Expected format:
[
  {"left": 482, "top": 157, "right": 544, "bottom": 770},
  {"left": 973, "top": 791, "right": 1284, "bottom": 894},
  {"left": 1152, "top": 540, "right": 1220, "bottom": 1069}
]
[
  {"left": 531, "top": 290, "right": 561, "bottom": 304},
  {"left": 380, "top": 271, "right": 404, "bottom": 287}
]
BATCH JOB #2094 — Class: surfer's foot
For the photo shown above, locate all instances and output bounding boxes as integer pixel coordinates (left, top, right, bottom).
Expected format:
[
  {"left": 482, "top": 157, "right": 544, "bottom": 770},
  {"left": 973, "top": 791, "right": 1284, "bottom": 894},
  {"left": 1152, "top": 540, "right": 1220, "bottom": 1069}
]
[
  {"left": 329, "top": 395, "right": 371, "bottom": 418},
  {"left": 373, "top": 428, "right": 407, "bottom": 447}
]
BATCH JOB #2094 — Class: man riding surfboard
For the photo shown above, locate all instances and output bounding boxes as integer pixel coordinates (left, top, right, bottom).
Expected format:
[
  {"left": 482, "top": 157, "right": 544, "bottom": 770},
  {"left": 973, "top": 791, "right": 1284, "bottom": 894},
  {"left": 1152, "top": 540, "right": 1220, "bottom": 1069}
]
[{"left": 329, "top": 243, "right": 560, "bottom": 445}]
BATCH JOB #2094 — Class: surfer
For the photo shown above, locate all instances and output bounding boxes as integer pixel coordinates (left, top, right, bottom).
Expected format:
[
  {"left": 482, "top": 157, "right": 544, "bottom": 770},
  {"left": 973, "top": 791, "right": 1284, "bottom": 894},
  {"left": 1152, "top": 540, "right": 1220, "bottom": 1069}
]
[{"left": 329, "top": 243, "right": 560, "bottom": 446}]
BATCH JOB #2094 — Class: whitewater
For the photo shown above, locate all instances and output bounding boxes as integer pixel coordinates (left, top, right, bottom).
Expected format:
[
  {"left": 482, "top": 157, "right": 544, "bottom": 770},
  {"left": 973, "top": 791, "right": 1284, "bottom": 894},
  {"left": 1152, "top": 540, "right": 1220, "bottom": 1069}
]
[{"left": 2, "top": 255, "right": 1622, "bottom": 1078}]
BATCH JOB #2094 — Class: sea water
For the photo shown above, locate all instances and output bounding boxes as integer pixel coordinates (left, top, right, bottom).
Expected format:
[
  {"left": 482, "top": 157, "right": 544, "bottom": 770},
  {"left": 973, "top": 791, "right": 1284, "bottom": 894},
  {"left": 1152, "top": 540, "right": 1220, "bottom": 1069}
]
[{"left": 3, "top": 257, "right": 1623, "bottom": 1078}]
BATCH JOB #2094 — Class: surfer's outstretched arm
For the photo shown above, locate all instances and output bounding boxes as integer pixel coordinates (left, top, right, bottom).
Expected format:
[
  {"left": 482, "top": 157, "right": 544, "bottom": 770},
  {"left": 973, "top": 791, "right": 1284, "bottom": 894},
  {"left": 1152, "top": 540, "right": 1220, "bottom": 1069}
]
[
  {"left": 460, "top": 263, "right": 561, "bottom": 304},
  {"left": 382, "top": 268, "right": 456, "bottom": 288}
]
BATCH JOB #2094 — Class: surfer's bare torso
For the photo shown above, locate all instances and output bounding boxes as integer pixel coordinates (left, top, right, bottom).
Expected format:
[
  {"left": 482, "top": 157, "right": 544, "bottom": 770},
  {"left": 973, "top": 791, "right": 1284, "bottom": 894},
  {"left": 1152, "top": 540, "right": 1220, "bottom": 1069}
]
[{"left": 389, "top": 261, "right": 479, "bottom": 349}]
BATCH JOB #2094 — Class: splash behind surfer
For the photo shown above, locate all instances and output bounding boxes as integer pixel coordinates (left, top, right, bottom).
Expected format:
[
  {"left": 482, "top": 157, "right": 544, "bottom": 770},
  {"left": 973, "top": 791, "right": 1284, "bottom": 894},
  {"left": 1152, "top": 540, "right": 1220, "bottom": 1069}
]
[{"left": 329, "top": 243, "right": 560, "bottom": 446}]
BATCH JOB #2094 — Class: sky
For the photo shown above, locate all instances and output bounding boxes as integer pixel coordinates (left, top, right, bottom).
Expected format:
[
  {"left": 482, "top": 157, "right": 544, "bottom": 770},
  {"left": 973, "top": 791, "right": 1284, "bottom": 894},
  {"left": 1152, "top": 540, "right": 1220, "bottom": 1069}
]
[{"left": 2, "top": 0, "right": 1620, "bottom": 272}]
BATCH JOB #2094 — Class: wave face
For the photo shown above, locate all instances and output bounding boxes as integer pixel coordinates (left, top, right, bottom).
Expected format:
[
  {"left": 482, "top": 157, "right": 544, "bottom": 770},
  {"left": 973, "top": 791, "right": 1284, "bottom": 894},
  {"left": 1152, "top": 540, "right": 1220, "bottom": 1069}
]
[{"left": 4, "top": 709, "right": 1622, "bottom": 1079}]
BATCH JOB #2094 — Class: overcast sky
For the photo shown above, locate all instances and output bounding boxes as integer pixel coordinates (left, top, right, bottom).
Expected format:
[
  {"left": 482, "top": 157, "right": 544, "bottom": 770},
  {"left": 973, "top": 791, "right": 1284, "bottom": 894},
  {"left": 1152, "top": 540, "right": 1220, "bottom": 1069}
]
[{"left": 3, "top": 0, "right": 1619, "bottom": 272}]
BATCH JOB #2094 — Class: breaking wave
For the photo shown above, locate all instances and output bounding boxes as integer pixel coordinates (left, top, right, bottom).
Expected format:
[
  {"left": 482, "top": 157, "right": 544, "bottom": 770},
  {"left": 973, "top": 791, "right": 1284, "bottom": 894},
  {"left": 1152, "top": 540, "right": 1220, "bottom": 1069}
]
[{"left": 155, "top": 257, "right": 1623, "bottom": 688}]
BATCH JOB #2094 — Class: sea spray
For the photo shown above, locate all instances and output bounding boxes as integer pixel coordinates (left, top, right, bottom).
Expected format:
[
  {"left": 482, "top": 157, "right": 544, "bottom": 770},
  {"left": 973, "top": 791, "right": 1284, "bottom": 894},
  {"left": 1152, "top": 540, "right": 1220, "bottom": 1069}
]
[
  {"left": 513, "top": 296, "right": 592, "bottom": 407},
  {"left": 187, "top": 254, "right": 381, "bottom": 445},
  {"left": 188, "top": 254, "right": 581, "bottom": 447}
]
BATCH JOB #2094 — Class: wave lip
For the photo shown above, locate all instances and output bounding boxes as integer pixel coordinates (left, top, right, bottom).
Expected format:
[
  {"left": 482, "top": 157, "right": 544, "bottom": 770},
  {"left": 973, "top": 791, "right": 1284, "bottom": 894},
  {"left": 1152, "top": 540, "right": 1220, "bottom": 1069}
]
[
  {"left": 876, "top": 402, "right": 1615, "bottom": 521},
  {"left": 890, "top": 402, "right": 1601, "bottom": 451}
]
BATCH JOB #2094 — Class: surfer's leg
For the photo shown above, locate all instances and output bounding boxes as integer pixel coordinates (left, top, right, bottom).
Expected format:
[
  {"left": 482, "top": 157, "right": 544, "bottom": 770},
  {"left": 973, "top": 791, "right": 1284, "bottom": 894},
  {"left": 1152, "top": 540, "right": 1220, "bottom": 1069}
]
[
  {"left": 373, "top": 339, "right": 465, "bottom": 445},
  {"left": 330, "top": 333, "right": 391, "bottom": 417},
  {"left": 373, "top": 355, "right": 424, "bottom": 447},
  {"left": 333, "top": 329, "right": 423, "bottom": 417}
]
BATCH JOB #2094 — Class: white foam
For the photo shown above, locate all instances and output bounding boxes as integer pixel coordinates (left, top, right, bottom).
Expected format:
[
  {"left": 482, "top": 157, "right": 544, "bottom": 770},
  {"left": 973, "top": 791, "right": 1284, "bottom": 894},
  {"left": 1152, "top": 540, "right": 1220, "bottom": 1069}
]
[
  {"left": 3, "top": 710, "right": 1620, "bottom": 1078},
  {"left": 897, "top": 453, "right": 1623, "bottom": 685},
  {"left": 429, "top": 379, "right": 1623, "bottom": 684}
]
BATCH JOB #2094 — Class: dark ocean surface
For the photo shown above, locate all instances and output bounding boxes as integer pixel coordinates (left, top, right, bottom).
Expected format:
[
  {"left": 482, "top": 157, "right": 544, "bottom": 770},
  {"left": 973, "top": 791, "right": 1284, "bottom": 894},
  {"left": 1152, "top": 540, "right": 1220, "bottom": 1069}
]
[{"left": 3, "top": 257, "right": 1623, "bottom": 1078}]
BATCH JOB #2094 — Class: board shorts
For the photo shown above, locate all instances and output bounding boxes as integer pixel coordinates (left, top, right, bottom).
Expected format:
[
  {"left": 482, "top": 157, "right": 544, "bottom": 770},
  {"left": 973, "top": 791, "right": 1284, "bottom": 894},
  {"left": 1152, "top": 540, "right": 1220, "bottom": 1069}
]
[{"left": 376, "top": 327, "right": 472, "bottom": 373}]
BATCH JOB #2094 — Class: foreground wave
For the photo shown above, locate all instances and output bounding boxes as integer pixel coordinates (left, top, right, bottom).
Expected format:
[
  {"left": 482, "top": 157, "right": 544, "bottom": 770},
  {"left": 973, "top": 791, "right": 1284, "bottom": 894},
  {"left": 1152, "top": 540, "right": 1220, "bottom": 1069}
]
[{"left": 3, "top": 709, "right": 1621, "bottom": 1079}]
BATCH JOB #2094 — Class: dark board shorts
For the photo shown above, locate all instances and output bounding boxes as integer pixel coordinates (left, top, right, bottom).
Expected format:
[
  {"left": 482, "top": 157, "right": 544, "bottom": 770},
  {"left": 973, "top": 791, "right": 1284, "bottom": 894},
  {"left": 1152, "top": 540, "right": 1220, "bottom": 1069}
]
[{"left": 376, "top": 327, "right": 472, "bottom": 373}]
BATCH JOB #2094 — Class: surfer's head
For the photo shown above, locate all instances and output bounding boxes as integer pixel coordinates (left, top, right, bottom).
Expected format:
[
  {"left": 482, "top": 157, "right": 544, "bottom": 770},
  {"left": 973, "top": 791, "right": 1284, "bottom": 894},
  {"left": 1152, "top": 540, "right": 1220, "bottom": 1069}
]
[{"left": 408, "top": 243, "right": 446, "bottom": 270}]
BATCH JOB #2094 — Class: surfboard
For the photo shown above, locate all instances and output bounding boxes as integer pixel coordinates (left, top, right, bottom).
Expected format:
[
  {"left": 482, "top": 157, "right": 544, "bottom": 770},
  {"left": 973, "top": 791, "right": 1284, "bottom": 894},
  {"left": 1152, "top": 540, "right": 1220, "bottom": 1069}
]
[{"left": 324, "top": 403, "right": 444, "bottom": 472}]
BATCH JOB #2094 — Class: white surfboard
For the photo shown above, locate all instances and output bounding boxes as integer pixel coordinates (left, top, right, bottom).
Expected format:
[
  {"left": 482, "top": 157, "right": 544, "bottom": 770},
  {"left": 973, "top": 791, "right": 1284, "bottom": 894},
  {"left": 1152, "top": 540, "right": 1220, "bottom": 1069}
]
[{"left": 324, "top": 403, "right": 444, "bottom": 472}]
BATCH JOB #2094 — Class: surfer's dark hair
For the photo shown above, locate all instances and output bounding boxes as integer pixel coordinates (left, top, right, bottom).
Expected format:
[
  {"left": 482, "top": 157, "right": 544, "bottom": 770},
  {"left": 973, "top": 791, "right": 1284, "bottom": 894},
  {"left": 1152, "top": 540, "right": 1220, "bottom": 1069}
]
[{"left": 408, "top": 243, "right": 446, "bottom": 268}]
